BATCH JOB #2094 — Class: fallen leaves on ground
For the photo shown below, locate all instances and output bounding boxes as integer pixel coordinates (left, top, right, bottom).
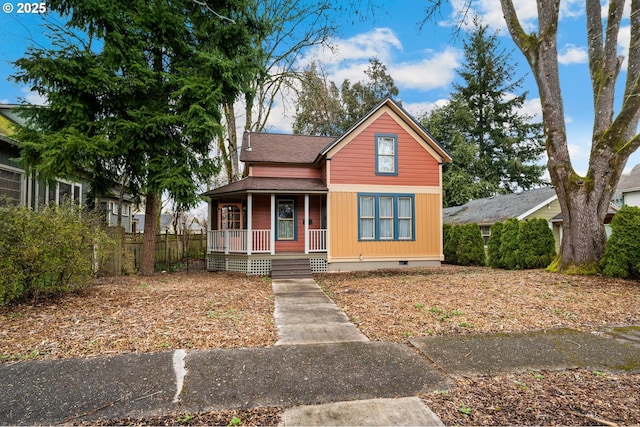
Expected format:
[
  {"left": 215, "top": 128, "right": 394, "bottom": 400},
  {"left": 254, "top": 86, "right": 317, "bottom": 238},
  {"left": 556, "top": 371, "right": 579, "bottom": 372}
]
[
  {"left": 2, "top": 265, "right": 640, "bottom": 425},
  {"left": 0, "top": 271, "right": 277, "bottom": 361},
  {"left": 316, "top": 265, "right": 640, "bottom": 342},
  {"left": 421, "top": 369, "right": 640, "bottom": 426}
]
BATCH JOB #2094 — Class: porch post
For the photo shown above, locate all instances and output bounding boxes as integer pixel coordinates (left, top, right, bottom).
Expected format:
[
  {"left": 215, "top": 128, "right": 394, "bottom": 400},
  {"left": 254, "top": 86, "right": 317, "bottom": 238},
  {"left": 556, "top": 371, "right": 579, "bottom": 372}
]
[
  {"left": 247, "top": 193, "right": 253, "bottom": 255},
  {"left": 270, "top": 194, "right": 276, "bottom": 255},
  {"left": 304, "top": 194, "right": 309, "bottom": 254}
]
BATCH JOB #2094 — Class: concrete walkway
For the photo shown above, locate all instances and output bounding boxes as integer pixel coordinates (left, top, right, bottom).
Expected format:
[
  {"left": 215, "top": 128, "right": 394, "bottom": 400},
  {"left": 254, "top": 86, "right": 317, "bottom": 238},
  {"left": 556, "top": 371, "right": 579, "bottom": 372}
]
[
  {"left": 271, "top": 278, "right": 445, "bottom": 425},
  {"left": 273, "top": 278, "right": 368, "bottom": 345}
]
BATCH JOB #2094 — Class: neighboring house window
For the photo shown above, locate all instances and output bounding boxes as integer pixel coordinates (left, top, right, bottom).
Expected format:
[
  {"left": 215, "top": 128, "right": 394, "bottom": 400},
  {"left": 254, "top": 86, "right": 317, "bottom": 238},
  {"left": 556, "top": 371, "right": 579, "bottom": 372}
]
[
  {"left": 277, "top": 199, "right": 295, "bottom": 240},
  {"left": 358, "top": 193, "right": 415, "bottom": 241},
  {"left": 110, "top": 202, "right": 130, "bottom": 216},
  {"left": 41, "top": 180, "right": 82, "bottom": 206},
  {"left": 0, "top": 166, "right": 23, "bottom": 205},
  {"left": 480, "top": 225, "right": 491, "bottom": 245},
  {"left": 376, "top": 134, "right": 398, "bottom": 175}
]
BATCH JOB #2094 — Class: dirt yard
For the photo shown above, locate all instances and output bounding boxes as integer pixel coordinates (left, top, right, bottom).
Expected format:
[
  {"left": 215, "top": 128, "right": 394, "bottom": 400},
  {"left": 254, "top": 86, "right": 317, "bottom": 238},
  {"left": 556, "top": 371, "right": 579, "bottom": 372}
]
[{"left": 1, "top": 265, "right": 639, "bottom": 425}]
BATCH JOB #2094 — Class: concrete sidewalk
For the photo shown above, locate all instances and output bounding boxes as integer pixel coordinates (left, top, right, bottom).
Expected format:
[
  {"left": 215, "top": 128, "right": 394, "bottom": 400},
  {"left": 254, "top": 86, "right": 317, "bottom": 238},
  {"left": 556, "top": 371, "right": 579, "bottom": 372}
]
[{"left": 0, "top": 342, "right": 450, "bottom": 425}]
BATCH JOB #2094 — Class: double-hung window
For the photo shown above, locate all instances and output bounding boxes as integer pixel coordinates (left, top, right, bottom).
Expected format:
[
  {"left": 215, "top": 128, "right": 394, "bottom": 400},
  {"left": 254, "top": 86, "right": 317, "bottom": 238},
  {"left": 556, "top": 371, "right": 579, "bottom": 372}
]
[
  {"left": 376, "top": 134, "right": 398, "bottom": 175},
  {"left": 277, "top": 198, "right": 295, "bottom": 240},
  {"left": 358, "top": 194, "right": 414, "bottom": 241}
]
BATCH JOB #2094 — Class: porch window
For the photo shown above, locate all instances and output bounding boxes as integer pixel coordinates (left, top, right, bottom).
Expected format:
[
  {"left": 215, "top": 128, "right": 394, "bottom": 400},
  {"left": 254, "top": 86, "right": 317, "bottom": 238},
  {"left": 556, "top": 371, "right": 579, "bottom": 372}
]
[
  {"left": 219, "top": 203, "right": 242, "bottom": 230},
  {"left": 376, "top": 134, "right": 397, "bottom": 175},
  {"left": 358, "top": 193, "right": 415, "bottom": 241},
  {"left": 277, "top": 199, "right": 295, "bottom": 240}
]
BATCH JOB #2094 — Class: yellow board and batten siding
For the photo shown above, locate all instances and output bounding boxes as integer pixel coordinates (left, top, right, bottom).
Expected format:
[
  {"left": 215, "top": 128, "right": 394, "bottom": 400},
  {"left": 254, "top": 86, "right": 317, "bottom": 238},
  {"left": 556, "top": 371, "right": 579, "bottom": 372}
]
[
  {"left": 327, "top": 190, "right": 443, "bottom": 262},
  {"left": 324, "top": 103, "right": 450, "bottom": 266}
]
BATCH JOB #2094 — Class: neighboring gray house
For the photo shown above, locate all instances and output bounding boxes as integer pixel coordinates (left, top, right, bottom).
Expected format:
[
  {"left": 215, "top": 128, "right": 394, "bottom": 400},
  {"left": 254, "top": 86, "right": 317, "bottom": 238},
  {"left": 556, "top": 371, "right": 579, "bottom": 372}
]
[
  {"left": 1, "top": 104, "right": 135, "bottom": 231},
  {"left": 443, "top": 187, "right": 562, "bottom": 249},
  {"left": 616, "top": 164, "right": 640, "bottom": 207}
]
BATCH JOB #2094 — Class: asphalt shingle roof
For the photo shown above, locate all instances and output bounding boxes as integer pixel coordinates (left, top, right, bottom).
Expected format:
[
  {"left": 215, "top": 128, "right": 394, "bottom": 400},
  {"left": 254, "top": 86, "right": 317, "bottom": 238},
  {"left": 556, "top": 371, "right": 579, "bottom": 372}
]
[
  {"left": 240, "top": 132, "right": 335, "bottom": 164},
  {"left": 443, "top": 187, "right": 557, "bottom": 225},
  {"left": 203, "top": 177, "right": 327, "bottom": 197}
]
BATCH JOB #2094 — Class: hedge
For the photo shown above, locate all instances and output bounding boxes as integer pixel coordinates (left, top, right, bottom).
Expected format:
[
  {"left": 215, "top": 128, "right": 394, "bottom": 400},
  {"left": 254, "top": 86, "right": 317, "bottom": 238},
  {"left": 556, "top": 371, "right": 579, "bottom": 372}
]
[
  {"left": 600, "top": 205, "right": 640, "bottom": 278},
  {"left": 0, "top": 202, "right": 109, "bottom": 305}
]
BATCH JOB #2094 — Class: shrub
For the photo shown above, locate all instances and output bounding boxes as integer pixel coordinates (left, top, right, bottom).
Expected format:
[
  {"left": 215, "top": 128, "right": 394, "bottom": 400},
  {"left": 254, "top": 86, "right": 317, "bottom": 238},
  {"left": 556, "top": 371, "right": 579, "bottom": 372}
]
[
  {"left": 518, "top": 218, "right": 556, "bottom": 269},
  {"left": 498, "top": 218, "right": 520, "bottom": 270},
  {"left": 601, "top": 205, "right": 640, "bottom": 278},
  {"left": 443, "top": 223, "right": 460, "bottom": 264},
  {"left": 0, "top": 202, "right": 108, "bottom": 305},
  {"left": 456, "top": 223, "right": 486, "bottom": 266},
  {"left": 487, "top": 221, "right": 504, "bottom": 268}
]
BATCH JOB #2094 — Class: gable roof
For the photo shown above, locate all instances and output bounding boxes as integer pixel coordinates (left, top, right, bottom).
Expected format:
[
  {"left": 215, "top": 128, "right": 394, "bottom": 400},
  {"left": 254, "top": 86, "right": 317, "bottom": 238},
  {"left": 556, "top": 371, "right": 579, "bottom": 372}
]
[
  {"left": 443, "top": 187, "right": 558, "bottom": 225},
  {"left": 240, "top": 132, "right": 334, "bottom": 165},
  {"left": 320, "top": 97, "right": 452, "bottom": 163},
  {"left": 618, "top": 164, "right": 640, "bottom": 191}
]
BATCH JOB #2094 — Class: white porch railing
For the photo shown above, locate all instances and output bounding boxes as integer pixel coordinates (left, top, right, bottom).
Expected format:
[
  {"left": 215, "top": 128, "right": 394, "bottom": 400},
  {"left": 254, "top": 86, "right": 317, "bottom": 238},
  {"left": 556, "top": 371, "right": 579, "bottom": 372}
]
[
  {"left": 208, "top": 229, "right": 326, "bottom": 254},
  {"left": 208, "top": 230, "right": 272, "bottom": 254},
  {"left": 308, "top": 229, "right": 327, "bottom": 252}
]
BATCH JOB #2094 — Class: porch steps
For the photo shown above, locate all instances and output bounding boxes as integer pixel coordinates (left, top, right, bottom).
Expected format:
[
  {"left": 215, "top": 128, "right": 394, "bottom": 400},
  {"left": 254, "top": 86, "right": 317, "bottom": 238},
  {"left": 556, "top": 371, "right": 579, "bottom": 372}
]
[{"left": 271, "top": 258, "right": 313, "bottom": 279}]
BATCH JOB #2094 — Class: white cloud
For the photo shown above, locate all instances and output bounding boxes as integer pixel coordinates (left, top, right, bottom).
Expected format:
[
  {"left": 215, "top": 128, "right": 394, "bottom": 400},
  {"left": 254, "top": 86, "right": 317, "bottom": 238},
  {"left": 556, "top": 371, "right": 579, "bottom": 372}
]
[
  {"left": 521, "top": 97, "right": 542, "bottom": 121},
  {"left": 558, "top": 44, "right": 588, "bottom": 64},
  {"left": 302, "top": 28, "right": 402, "bottom": 68},
  {"left": 402, "top": 99, "right": 450, "bottom": 119},
  {"left": 21, "top": 87, "right": 47, "bottom": 105},
  {"left": 0, "top": 99, "right": 9, "bottom": 104},
  {"left": 391, "top": 47, "right": 462, "bottom": 91}
]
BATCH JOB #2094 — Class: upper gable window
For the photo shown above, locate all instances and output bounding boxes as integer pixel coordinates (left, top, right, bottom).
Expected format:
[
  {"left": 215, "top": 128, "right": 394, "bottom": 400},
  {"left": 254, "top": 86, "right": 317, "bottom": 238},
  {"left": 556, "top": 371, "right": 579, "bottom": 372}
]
[{"left": 376, "top": 134, "right": 397, "bottom": 175}]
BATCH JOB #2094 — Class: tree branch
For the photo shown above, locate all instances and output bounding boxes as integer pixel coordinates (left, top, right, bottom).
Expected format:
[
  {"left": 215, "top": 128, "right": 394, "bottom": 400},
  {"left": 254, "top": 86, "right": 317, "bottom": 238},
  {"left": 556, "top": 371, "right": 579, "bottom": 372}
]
[{"left": 192, "top": 0, "right": 235, "bottom": 23}]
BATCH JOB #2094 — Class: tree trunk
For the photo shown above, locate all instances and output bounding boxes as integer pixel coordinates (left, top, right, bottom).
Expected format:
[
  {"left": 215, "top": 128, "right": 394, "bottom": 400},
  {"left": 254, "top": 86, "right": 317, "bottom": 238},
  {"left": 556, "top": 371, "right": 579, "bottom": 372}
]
[
  {"left": 224, "top": 102, "right": 240, "bottom": 182},
  {"left": 140, "top": 191, "right": 160, "bottom": 276}
]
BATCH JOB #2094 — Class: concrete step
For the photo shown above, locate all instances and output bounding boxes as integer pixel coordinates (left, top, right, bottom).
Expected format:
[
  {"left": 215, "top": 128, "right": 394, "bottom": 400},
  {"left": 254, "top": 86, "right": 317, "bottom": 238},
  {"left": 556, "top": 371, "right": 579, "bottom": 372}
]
[{"left": 271, "top": 259, "right": 312, "bottom": 279}]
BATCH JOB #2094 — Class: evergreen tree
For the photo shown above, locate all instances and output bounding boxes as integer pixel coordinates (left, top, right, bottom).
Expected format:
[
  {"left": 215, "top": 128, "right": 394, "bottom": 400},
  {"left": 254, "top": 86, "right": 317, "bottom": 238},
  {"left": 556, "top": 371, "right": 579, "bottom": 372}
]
[
  {"left": 499, "top": 218, "right": 520, "bottom": 270},
  {"left": 421, "top": 19, "right": 546, "bottom": 207},
  {"left": 518, "top": 219, "right": 556, "bottom": 269},
  {"left": 456, "top": 223, "right": 486, "bottom": 266},
  {"left": 12, "top": 0, "right": 261, "bottom": 275}
]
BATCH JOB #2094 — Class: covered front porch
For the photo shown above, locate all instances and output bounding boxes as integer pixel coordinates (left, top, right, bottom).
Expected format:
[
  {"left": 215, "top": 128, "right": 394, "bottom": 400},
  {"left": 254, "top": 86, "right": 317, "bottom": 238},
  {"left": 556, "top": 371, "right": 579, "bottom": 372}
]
[{"left": 203, "top": 177, "right": 328, "bottom": 275}]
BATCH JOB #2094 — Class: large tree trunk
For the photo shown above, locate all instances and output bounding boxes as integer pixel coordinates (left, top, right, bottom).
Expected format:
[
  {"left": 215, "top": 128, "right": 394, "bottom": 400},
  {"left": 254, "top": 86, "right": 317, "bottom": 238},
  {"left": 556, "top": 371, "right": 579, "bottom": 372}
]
[
  {"left": 140, "top": 191, "right": 160, "bottom": 276},
  {"left": 500, "top": 0, "right": 640, "bottom": 273}
]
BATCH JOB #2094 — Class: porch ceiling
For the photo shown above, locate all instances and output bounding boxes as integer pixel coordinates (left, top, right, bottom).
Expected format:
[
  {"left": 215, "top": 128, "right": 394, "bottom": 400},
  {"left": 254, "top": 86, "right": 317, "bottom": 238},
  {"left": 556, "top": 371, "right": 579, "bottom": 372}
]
[{"left": 203, "top": 176, "right": 328, "bottom": 198}]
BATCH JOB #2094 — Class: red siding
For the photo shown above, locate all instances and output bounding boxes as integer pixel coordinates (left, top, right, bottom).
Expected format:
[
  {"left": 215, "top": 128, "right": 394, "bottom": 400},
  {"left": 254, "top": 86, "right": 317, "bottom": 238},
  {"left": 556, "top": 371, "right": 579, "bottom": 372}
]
[
  {"left": 329, "top": 113, "right": 440, "bottom": 186},
  {"left": 251, "top": 165, "right": 321, "bottom": 179},
  {"left": 251, "top": 194, "right": 324, "bottom": 253}
]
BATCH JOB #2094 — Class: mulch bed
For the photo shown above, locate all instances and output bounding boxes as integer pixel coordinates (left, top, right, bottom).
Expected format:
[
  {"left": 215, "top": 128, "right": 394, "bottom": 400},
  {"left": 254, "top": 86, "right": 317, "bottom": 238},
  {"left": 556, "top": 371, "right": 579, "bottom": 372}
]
[{"left": 2, "top": 265, "right": 640, "bottom": 425}]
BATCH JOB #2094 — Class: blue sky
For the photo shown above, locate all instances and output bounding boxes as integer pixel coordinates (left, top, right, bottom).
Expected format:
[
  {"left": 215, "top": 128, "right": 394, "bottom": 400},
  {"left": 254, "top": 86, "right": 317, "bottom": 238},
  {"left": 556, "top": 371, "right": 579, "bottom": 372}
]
[{"left": 2, "top": 0, "right": 639, "bottom": 176}]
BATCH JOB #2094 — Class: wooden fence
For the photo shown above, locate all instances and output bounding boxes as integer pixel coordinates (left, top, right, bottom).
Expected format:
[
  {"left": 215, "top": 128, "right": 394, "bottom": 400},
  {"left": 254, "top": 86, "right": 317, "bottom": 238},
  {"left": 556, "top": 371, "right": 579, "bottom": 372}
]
[{"left": 99, "top": 228, "right": 207, "bottom": 275}]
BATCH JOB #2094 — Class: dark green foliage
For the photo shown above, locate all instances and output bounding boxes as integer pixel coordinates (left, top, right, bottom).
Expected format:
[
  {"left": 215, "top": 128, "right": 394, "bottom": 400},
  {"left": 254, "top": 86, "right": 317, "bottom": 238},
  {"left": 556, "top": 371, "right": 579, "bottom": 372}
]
[
  {"left": 498, "top": 218, "right": 520, "bottom": 269},
  {"left": 443, "top": 223, "right": 486, "bottom": 266},
  {"left": 601, "top": 205, "right": 640, "bottom": 278},
  {"left": 487, "top": 221, "right": 504, "bottom": 268},
  {"left": 456, "top": 223, "right": 486, "bottom": 266},
  {"left": 0, "top": 202, "right": 108, "bottom": 305},
  {"left": 517, "top": 218, "right": 556, "bottom": 269},
  {"left": 443, "top": 224, "right": 460, "bottom": 264}
]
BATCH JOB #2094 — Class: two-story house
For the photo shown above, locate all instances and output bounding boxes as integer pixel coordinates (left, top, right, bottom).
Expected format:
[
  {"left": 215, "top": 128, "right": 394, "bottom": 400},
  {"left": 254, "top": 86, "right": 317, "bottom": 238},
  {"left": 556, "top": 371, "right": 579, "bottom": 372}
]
[{"left": 203, "top": 98, "right": 452, "bottom": 276}]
